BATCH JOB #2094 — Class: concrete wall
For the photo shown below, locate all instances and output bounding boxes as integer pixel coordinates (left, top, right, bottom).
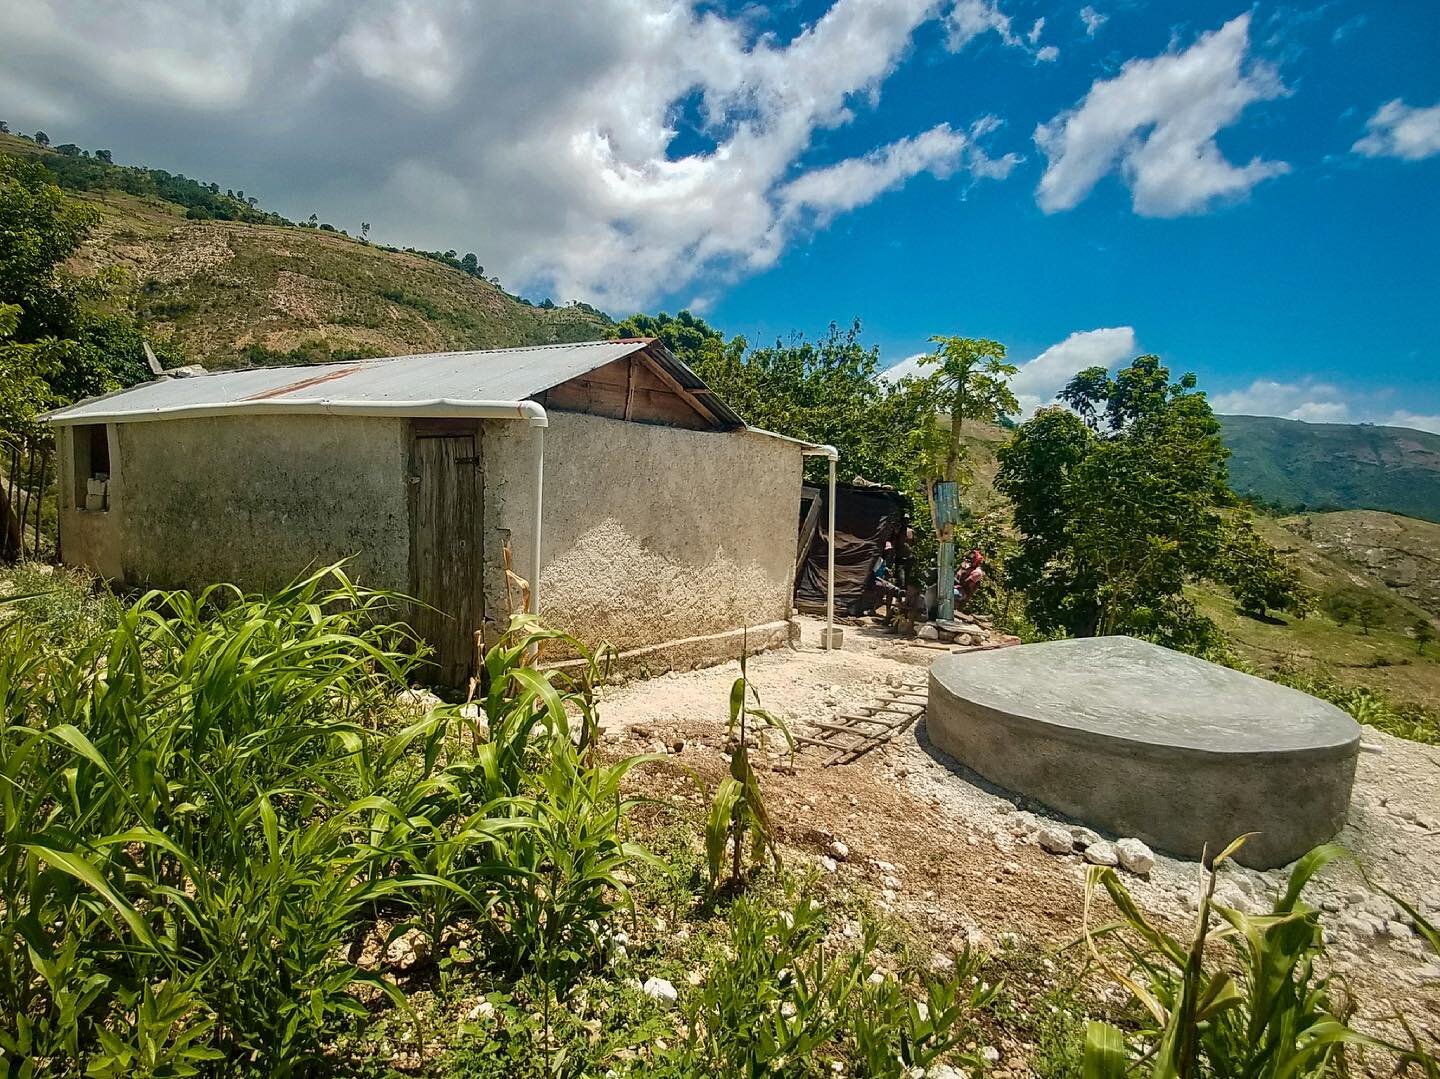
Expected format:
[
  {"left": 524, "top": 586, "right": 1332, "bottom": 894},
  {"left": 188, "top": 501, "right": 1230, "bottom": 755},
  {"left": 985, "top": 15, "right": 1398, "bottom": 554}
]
[
  {"left": 57, "top": 408, "right": 804, "bottom": 672},
  {"left": 482, "top": 411, "right": 802, "bottom": 656},
  {"left": 59, "top": 415, "right": 410, "bottom": 594}
]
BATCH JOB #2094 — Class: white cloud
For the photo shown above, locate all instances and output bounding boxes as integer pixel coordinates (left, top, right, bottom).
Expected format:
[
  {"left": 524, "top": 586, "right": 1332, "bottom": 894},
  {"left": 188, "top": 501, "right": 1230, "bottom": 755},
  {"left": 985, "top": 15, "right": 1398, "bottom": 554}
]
[
  {"left": 943, "top": 0, "right": 1058, "bottom": 63},
  {"left": 1385, "top": 411, "right": 1440, "bottom": 435},
  {"left": 944, "top": 0, "right": 1021, "bottom": 51},
  {"left": 1010, "top": 327, "right": 1136, "bottom": 416},
  {"left": 1210, "top": 379, "right": 1351, "bottom": 423},
  {"left": 1352, "top": 99, "right": 1440, "bottom": 161},
  {"left": 0, "top": 0, "right": 1027, "bottom": 311},
  {"left": 880, "top": 326, "right": 1137, "bottom": 419},
  {"left": 880, "top": 352, "right": 931, "bottom": 382},
  {"left": 1034, "top": 13, "right": 1289, "bottom": 216},
  {"left": 781, "top": 124, "right": 969, "bottom": 222},
  {"left": 1079, "top": 6, "right": 1107, "bottom": 37},
  {"left": 1211, "top": 379, "right": 1440, "bottom": 434}
]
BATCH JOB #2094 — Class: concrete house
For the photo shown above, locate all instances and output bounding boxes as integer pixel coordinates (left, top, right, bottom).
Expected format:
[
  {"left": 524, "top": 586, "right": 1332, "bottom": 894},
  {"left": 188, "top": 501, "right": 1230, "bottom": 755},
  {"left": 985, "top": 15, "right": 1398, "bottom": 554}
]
[{"left": 46, "top": 339, "right": 837, "bottom": 684}]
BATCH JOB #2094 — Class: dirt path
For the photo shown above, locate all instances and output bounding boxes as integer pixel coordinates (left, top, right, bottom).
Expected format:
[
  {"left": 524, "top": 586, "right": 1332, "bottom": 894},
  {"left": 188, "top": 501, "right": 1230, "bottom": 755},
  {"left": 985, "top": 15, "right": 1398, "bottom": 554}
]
[{"left": 602, "top": 617, "right": 1440, "bottom": 1050}]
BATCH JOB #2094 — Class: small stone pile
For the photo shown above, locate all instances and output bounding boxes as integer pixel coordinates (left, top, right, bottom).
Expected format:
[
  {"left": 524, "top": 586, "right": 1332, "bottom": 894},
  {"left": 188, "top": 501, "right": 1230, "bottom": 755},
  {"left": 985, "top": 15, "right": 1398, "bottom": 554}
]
[
  {"left": 1020, "top": 815, "right": 1155, "bottom": 875},
  {"left": 915, "top": 611, "right": 1021, "bottom": 649}
]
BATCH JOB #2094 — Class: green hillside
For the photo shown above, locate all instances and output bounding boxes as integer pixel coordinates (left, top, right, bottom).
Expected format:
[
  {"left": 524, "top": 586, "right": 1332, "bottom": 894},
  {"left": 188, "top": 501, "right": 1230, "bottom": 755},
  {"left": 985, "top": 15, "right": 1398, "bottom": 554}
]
[
  {"left": 1219, "top": 413, "right": 1440, "bottom": 523},
  {"left": 0, "top": 133, "right": 611, "bottom": 368}
]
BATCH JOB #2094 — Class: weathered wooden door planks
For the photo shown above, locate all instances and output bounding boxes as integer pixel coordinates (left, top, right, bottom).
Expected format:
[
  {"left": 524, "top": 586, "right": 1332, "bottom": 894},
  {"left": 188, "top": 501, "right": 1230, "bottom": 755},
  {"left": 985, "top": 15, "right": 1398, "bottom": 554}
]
[{"left": 409, "top": 427, "right": 482, "bottom": 686}]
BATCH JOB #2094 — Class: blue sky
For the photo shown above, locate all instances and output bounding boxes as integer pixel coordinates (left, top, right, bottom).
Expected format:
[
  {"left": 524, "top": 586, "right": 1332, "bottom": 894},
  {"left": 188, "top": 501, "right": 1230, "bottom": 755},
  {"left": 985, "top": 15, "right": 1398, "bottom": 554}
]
[
  {"left": 703, "top": 1, "right": 1440, "bottom": 427},
  {"left": 2, "top": 0, "right": 1437, "bottom": 426}
]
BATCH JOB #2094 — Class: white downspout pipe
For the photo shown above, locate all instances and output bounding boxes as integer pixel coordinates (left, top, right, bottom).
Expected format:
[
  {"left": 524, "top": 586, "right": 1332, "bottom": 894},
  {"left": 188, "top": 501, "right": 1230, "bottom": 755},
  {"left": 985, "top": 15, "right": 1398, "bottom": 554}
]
[
  {"left": 801, "top": 444, "right": 840, "bottom": 650},
  {"left": 47, "top": 395, "right": 550, "bottom": 618},
  {"left": 528, "top": 420, "right": 544, "bottom": 616}
]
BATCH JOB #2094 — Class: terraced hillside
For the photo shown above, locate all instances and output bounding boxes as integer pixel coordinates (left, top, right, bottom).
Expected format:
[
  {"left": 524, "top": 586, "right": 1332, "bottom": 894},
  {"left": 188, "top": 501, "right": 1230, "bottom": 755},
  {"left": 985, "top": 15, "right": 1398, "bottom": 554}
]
[{"left": 2, "top": 133, "right": 610, "bottom": 368}]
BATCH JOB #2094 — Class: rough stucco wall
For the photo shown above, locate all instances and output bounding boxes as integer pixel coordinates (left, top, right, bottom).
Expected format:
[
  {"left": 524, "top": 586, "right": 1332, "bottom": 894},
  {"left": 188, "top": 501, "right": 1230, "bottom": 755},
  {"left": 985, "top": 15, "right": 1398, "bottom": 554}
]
[
  {"left": 482, "top": 412, "right": 802, "bottom": 654},
  {"left": 108, "top": 414, "right": 409, "bottom": 593}
]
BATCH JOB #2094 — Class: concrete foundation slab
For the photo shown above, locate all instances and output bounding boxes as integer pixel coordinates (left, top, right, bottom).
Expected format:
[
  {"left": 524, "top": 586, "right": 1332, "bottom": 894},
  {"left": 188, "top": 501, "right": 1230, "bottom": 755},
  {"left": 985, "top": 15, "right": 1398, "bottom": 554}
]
[{"left": 927, "top": 636, "right": 1361, "bottom": 869}]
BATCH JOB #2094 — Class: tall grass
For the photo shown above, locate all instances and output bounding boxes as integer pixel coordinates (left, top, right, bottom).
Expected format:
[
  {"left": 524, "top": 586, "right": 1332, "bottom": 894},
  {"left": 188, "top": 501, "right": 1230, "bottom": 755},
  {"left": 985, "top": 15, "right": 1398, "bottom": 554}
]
[{"left": 0, "top": 566, "right": 656, "bottom": 1075}]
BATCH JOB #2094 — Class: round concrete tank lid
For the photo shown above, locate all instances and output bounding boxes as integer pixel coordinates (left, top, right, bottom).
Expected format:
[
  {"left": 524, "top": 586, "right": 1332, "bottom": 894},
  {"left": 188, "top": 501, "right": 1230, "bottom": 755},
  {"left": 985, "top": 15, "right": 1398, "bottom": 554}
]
[{"left": 930, "top": 636, "right": 1360, "bottom": 757}]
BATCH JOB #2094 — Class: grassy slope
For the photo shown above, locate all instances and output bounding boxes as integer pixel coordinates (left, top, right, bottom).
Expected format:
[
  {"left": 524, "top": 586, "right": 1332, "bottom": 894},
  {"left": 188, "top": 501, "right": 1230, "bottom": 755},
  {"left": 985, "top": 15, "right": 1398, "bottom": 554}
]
[
  {"left": 1220, "top": 414, "right": 1440, "bottom": 524},
  {"left": 2, "top": 133, "right": 610, "bottom": 367}
]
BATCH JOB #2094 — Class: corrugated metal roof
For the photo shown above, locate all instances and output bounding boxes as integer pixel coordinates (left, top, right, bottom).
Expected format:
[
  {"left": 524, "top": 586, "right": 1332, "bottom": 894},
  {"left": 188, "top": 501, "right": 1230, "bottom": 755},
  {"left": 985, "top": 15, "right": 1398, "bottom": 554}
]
[{"left": 47, "top": 340, "right": 666, "bottom": 424}]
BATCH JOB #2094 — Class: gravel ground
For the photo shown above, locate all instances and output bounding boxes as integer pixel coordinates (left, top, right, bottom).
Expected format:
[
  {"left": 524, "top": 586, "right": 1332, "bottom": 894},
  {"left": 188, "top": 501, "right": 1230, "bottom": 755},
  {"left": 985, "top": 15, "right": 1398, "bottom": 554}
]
[{"left": 601, "top": 615, "right": 1440, "bottom": 1057}]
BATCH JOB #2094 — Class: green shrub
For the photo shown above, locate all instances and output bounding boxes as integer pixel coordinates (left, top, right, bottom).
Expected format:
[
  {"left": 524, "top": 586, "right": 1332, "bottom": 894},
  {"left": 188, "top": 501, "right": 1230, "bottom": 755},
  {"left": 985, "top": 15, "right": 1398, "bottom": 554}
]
[
  {"left": 667, "top": 885, "right": 998, "bottom": 1075},
  {"left": 0, "top": 561, "right": 119, "bottom": 647}
]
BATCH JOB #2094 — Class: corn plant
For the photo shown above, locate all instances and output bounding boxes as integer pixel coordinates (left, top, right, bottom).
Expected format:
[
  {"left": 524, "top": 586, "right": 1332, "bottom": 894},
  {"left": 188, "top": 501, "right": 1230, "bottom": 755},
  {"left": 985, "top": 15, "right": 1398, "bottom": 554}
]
[
  {"left": 706, "top": 650, "right": 793, "bottom": 890},
  {"left": 1081, "top": 837, "right": 1384, "bottom": 1078},
  {"left": 0, "top": 569, "right": 660, "bottom": 1075}
]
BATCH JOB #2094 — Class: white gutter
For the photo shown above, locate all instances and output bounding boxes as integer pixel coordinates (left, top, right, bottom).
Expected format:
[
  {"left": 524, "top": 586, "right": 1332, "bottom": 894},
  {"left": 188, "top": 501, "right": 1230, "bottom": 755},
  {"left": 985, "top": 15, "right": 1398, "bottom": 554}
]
[
  {"left": 801, "top": 444, "right": 840, "bottom": 650},
  {"left": 46, "top": 395, "right": 549, "bottom": 618}
]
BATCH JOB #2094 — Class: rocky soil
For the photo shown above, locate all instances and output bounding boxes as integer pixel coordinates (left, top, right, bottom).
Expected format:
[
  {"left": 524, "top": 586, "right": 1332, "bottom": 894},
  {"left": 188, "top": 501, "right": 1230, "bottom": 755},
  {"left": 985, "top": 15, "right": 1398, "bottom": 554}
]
[{"left": 599, "top": 615, "right": 1440, "bottom": 1066}]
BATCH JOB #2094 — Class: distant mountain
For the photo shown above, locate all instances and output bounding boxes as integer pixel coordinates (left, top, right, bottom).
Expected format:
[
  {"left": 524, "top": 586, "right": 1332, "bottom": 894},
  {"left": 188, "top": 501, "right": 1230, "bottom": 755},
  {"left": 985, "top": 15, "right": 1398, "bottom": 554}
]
[
  {"left": 1219, "top": 414, "right": 1440, "bottom": 524},
  {"left": 1, "top": 132, "right": 611, "bottom": 368}
]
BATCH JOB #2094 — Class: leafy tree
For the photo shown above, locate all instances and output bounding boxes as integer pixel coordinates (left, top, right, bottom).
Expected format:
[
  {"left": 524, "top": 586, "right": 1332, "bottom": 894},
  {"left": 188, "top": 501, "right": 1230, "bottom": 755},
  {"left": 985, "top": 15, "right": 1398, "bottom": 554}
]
[
  {"left": 1414, "top": 619, "right": 1435, "bottom": 655},
  {"left": 1215, "top": 515, "right": 1310, "bottom": 619},
  {"left": 33, "top": 130, "right": 49, "bottom": 147},
  {"left": 610, "top": 309, "right": 727, "bottom": 367},
  {"left": 55, "top": 143, "right": 82, "bottom": 157},
  {"left": 1353, "top": 594, "right": 1382, "bottom": 636},
  {"left": 1322, "top": 589, "right": 1356, "bottom": 629},
  {"left": 919, "top": 336, "right": 1017, "bottom": 482},
  {"left": 0, "top": 121, "right": 9, "bottom": 134},
  {"left": 0, "top": 154, "right": 152, "bottom": 439},
  {"left": 94, "top": 148, "right": 112, "bottom": 163},
  {"left": 360, "top": 221, "right": 370, "bottom": 241},
  {"left": 996, "top": 355, "right": 1233, "bottom": 644}
]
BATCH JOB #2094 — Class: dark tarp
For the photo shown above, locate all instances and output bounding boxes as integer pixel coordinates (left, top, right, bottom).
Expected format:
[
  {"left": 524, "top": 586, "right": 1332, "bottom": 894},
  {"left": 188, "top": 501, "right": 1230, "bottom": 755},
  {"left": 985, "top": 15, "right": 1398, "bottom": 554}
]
[{"left": 795, "top": 483, "right": 908, "bottom": 611}]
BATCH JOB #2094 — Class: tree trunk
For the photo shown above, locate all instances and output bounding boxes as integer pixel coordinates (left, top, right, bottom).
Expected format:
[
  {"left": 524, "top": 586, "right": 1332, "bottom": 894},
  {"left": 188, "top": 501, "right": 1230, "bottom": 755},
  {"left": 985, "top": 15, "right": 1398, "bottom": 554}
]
[{"left": 0, "top": 479, "right": 21, "bottom": 561}]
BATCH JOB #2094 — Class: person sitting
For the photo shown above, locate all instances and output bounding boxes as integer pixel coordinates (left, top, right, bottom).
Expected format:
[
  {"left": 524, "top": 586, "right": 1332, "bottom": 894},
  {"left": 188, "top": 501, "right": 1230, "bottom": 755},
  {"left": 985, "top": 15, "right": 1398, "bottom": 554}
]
[{"left": 954, "top": 548, "right": 985, "bottom": 609}]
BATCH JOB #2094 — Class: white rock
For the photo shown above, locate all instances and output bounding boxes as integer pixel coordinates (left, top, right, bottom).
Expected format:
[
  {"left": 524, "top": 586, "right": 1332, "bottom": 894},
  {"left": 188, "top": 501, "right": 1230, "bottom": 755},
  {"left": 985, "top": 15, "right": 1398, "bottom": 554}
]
[
  {"left": 818, "top": 855, "right": 839, "bottom": 874},
  {"left": 1037, "top": 825, "right": 1075, "bottom": 854},
  {"left": 1115, "top": 838, "right": 1155, "bottom": 876},
  {"left": 918, "top": 625, "right": 940, "bottom": 640},
  {"left": 1006, "top": 811, "right": 1039, "bottom": 836},
  {"left": 642, "top": 977, "right": 678, "bottom": 1005},
  {"left": 1083, "top": 841, "right": 1119, "bottom": 867},
  {"left": 883, "top": 875, "right": 903, "bottom": 891},
  {"left": 829, "top": 839, "right": 851, "bottom": 862},
  {"left": 980, "top": 1046, "right": 1001, "bottom": 1063},
  {"left": 1069, "top": 826, "right": 1102, "bottom": 848},
  {"left": 466, "top": 1000, "right": 496, "bottom": 1021},
  {"left": 650, "top": 739, "right": 669, "bottom": 755},
  {"left": 930, "top": 952, "right": 955, "bottom": 973},
  {"left": 1362, "top": 894, "right": 1400, "bottom": 922},
  {"left": 928, "top": 1067, "right": 969, "bottom": 1079}
]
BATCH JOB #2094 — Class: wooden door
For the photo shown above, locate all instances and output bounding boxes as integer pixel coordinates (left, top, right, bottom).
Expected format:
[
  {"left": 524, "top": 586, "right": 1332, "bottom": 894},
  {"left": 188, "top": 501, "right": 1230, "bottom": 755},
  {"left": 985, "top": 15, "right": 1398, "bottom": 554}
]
[{"left": 409, "top": 428, "right": 482, "bottom": 687}]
